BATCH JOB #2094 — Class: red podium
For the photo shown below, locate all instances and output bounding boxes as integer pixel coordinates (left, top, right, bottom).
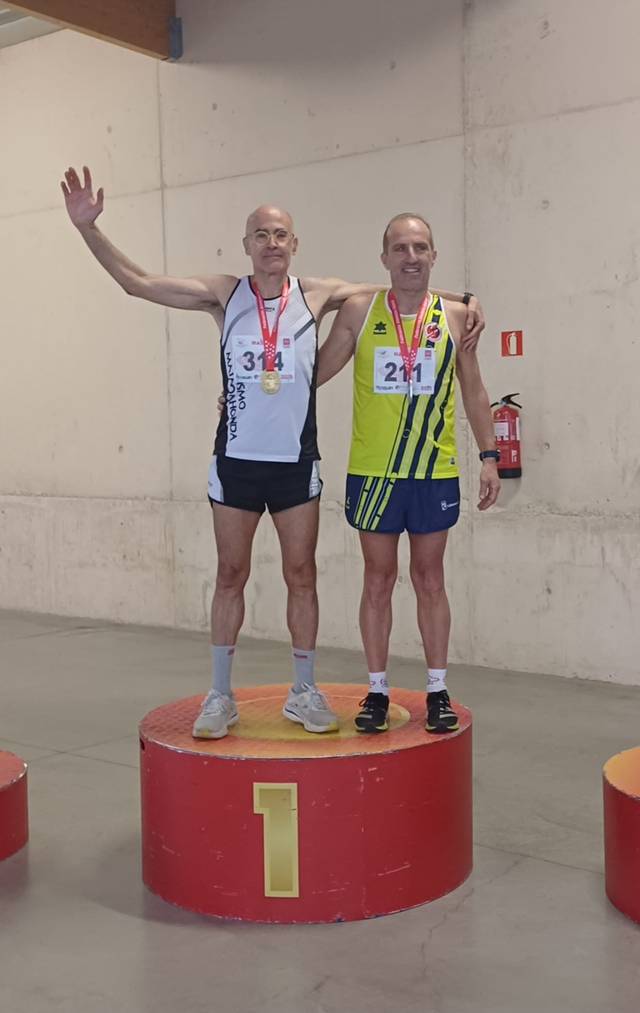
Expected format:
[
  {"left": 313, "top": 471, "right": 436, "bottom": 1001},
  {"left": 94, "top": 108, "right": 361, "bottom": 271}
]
[
  {"left": 140, "top": 684, "right": 472, "bottom": 923},
  {"left": 0, "top": 751, "right": 28, "bottom": 861},
  {"left": 604, "top": 746, "right": 640, "bottom": 923}
]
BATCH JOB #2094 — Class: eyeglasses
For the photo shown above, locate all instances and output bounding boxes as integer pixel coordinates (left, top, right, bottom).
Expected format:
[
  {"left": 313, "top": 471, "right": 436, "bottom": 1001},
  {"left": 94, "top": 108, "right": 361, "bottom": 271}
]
[{"left": 248, "top": 229, "right": 293, "bottom": 246}]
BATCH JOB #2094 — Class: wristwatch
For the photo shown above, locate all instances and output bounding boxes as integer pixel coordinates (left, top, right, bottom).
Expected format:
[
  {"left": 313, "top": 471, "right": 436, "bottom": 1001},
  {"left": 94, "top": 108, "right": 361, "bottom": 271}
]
[
  {"left": 462, "top": 291, "right": 474, "bottom": 305},
  {"left": 479, "top": 449, "right": 500, "bottom": 462}
]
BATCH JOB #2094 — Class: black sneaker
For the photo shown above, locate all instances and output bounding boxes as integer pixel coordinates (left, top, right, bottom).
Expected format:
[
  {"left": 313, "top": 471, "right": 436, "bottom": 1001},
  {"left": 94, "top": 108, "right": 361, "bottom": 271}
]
[
  {"left": 354, "top": 692, "right": 390, "bottom": 733},
  {"left": 426, "top": 690, "right": 459, "bottom": 733}
]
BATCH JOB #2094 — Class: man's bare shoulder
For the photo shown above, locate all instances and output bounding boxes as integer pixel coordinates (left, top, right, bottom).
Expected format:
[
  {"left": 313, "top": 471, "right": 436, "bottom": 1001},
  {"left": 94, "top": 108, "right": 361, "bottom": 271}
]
[
  {"left": 344, "top": 290, "right": 376, "bottom": 307},
  {"left": 202, "top": 273, "right": 240, "bottom": 303},
  {"left": 340, "top": 291, "right": 375, "bottom": 321}
]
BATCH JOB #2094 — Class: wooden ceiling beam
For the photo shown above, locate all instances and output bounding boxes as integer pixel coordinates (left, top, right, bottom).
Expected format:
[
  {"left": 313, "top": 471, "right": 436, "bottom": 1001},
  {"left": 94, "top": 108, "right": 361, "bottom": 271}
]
[{"left": 4, "top": 1, "right": 181, "bottom": 59}]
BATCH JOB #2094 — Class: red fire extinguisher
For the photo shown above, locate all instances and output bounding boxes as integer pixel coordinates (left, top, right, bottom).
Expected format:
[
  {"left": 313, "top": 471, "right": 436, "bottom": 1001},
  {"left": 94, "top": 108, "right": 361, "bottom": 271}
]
[{"left": 491, "top": 394, "right": 522, "bottom": 478}]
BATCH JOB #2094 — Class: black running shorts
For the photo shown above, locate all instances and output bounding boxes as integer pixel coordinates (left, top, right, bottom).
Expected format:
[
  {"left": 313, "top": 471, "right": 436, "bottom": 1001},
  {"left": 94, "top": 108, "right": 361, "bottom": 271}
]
[{"left": 207, "top": 455, "right": 322, "bottom": 514}]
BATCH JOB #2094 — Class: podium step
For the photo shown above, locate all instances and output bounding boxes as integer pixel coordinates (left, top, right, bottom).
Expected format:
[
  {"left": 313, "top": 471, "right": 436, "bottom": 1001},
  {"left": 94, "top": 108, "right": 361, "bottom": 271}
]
[
  {"left": 140, "top": 683, "right": 472, "bottom": 923},
  {"left": 0, "top": 750, "right": 28, "bottom": 861},
  {"left": 604, "top": 746, "right": 640, "bottom": 924}
]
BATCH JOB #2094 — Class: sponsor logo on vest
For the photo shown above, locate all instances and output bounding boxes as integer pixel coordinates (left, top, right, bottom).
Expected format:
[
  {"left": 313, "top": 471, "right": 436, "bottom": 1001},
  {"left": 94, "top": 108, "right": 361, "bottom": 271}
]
[
  {"left": 374, "top": 321, "right": 387, "bottom": 334},
  {"left": 426, "top": 323, "right": 441, "bottom": 342},
  {"left": 225, "top": 349, "right": 246, "bottom": 441}
]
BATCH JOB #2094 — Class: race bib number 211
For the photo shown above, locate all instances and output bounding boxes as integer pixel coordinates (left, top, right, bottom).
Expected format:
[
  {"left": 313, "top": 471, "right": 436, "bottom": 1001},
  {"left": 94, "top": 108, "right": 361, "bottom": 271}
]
[{"left": 373, "top": 347, "right": 435, "bottom": 395}]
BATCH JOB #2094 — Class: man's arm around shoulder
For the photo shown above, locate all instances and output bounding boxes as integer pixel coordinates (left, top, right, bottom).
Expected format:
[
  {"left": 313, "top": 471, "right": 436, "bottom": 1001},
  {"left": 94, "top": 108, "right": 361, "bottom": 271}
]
[
  {"left": 302, "top": 277, "right": 383, "bottom": 315},
  {"left": 304, "top": 278, "right": 485, "bottom": 348}
]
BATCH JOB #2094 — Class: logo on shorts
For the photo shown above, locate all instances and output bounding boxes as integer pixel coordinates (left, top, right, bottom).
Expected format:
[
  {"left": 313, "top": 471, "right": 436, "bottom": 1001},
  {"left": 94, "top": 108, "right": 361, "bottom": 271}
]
[
  {"left": 441, "top": 499, "right": 460, "bottom": 511},
  {"left": 309, "top": 462, "right": 321, "bottom": 498},
  {"left": 426, "top": 323, "right": 441, "bottom": 342},
  {"left": 374, "top": 321, "right": 387, "bottom": 334}
]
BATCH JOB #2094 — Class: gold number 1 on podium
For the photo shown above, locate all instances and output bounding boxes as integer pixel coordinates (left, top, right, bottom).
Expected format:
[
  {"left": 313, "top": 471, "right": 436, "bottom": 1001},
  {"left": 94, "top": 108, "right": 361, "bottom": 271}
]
[{"left": 253, "top": 783, "right": 299, "bottom": 898}]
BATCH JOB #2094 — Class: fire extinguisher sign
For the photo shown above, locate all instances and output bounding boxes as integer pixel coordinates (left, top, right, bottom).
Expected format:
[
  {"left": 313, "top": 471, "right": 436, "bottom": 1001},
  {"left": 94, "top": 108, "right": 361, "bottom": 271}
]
[{"left": 501, "top": 330, "right": 523, "bottom": 357}]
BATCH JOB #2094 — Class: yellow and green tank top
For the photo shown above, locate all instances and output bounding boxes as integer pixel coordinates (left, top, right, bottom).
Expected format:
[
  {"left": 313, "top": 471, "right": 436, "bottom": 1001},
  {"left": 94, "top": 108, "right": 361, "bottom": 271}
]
[{"left": 348, "top": 290, "right": 458, "bottom": 479}]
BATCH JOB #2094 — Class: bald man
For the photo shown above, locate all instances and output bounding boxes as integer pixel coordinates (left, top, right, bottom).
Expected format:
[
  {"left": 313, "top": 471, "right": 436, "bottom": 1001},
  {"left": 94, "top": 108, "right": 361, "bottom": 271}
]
[{"left": 61, "top": 166, "right": 485, "bottom": 740}]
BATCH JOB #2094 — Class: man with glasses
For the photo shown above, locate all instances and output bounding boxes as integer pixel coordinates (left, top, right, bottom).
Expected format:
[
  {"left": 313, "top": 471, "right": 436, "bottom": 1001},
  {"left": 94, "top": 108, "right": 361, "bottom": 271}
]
[{"left": 61, "top": 166, "right": 485, "bottom": 739}]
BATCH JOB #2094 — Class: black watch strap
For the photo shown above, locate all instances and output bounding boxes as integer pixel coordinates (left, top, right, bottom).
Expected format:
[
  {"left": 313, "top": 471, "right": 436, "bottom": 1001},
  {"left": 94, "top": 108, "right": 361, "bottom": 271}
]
[
  {"left": 479, "top": 450, "right": 500, "bottom": 461},
  {"left": 462, "top": 291, "right": 473, "bottom": 305}
]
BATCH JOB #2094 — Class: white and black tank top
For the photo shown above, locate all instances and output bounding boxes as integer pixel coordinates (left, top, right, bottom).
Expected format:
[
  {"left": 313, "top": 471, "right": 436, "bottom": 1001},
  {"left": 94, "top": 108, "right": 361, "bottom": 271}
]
[{"left": 214, "top": 276, "right": 319, "bottom": 462}]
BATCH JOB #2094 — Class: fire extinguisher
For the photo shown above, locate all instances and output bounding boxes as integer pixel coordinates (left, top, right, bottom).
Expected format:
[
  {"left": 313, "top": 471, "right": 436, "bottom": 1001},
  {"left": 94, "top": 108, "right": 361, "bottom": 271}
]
[{"left": 491, "top": 394, "right": 522, "bottom": 478}]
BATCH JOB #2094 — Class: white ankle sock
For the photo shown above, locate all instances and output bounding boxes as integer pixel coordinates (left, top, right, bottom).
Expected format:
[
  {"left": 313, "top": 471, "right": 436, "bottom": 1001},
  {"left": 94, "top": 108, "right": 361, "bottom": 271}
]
[
  {"left": 292, "top": 648, "right": 316, "bottom": 692},
  {"left": 369, "top": 671, "right": 389, "bottom": 696},
  {"left": 212, "top": 645, "right": 235, "bottom": 695},
  {"left": 427, "top": 668, "right": 447, "bottom": 694}
]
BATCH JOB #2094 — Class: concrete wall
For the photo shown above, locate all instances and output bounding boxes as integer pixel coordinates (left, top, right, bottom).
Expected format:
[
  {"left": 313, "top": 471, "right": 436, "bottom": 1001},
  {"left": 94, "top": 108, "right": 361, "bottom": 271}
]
[
  {"left": 463, "top": 0, "right": 640, "bottom": 683},
  {"left": 0, "top": 0, "right": 638, "bottom": 683}
]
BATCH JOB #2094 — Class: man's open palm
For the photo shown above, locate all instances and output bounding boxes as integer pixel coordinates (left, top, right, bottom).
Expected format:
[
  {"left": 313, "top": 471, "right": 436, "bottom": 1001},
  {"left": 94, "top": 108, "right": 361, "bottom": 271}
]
[{"left": 61, "top": 166, "right": 103, "bottom": 227}]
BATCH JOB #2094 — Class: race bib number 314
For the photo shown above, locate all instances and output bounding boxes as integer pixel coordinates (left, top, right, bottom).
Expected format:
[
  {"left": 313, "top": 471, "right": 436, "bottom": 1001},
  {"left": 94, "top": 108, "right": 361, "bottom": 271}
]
[
  {"left": 232, "top": 335, "right": 295, "bottom": 383},
  {"left": 374, "top": 347, "right": 436, "bottom": 395}
]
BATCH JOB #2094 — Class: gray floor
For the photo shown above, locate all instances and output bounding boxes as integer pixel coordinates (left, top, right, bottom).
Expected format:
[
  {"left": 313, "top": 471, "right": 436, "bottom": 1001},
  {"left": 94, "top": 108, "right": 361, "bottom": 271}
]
[{"left": 0, "top": 609, "right": 639, "bottom": 1013}]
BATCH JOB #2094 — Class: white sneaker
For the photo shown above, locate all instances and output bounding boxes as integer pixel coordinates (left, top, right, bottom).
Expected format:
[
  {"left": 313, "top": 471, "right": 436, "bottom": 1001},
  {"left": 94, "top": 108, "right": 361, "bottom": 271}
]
[
  {"left": 192, "top": 690, "right": 239, "bottom": 739},
  {"left": 282, "top": 684, "right": 339, "bottom": 733}
]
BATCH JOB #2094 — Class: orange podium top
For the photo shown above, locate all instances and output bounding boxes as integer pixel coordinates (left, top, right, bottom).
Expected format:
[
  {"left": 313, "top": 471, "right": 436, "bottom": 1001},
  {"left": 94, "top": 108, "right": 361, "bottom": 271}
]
[
  {"left": 140, "top": 683, "right": 471, "bottom": 759},
  {"left": 604, "top": 747, "right": 640, "bottom": 799}
]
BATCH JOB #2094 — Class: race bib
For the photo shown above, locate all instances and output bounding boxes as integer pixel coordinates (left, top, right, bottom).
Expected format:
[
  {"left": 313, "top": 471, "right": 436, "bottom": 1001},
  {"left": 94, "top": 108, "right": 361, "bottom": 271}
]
[
  {"left": 373, "top": 347, "right": 436, "bottom": 395},
  {"left": 232, "top": 335, "right": 296, "bottom": 383}
]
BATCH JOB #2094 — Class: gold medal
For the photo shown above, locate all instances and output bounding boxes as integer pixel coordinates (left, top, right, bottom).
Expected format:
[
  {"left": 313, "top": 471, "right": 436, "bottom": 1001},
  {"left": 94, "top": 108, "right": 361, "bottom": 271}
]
[
  {"left": 254, "top": 279, "right": 289, "bottom": 397},
  {"left": 388, "top": 290, "right": 432, "bottom": 399},
  {"left": 261, "top": 369, "right": 281, "bottom": 394}
]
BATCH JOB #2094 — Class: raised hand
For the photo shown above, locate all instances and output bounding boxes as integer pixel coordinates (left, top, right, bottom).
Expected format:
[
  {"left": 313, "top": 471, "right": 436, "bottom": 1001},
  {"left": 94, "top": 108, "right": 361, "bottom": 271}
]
[{"left": 60, "top": 166, "right": 104, "bottom": 228}]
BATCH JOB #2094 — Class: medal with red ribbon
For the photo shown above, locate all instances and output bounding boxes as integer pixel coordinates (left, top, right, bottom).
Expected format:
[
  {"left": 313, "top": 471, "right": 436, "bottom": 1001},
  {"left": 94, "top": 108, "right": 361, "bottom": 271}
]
[
  {"left": 387, "top": 290, "right": 432, "bottom": 398},
  {"left": 253, "top": 277, "right": 290, "bottom": 394}
]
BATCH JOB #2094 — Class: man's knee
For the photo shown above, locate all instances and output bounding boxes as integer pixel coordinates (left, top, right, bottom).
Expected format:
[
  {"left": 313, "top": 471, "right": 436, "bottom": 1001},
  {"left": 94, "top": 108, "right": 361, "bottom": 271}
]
[
  {"left": 363, "top": 565, "right": 397, "bottom": 604},
  {"left": 282, "top": 557, "right": 317, "bottom": 594},
  {"left": 216, "top": 557, "right": 251, "bottom": 593},
  {"left": 410, "top": 564, "right": 445, "bottom": 597}
]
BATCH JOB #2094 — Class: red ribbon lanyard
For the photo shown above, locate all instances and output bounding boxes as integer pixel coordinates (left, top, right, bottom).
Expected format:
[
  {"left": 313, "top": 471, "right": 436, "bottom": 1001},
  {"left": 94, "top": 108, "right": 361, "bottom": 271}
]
[
  {"left": 388, "top": 290, "right": 431, "bottom": 393},
  {"left": 253, "top": 278, "right": 290, "bottom": 371}
]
